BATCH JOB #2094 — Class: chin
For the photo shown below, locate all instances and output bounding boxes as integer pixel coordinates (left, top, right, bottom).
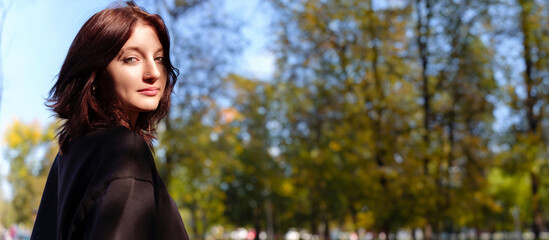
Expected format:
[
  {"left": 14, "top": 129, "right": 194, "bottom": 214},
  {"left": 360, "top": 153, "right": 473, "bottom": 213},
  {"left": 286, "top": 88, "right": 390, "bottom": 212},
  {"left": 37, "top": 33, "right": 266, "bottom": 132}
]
[
  {"left": 136, "top": 104, "right": 160, "bottom": 113},
  {"left": 141, "top": 107, "right": 160, "bottom": 112}
]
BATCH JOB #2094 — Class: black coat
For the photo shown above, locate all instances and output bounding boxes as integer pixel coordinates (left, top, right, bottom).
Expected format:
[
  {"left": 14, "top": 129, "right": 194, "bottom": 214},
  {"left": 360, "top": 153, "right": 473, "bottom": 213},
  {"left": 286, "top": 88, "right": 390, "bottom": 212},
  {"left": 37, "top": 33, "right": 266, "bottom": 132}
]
[{"left": 31, "top": 126, "right": 189, "bottom": 240}]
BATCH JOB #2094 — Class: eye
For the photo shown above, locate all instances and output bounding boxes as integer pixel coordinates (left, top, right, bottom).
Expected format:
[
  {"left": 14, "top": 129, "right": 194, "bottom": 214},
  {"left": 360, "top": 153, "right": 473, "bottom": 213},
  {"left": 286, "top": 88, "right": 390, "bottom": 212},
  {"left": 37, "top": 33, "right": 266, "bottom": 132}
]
[
  {"left": 123, "top": 57, "right": 138, "bottom": 64},
  {"left": 155, "top": 56, "right": 165, "bottom": 63}
]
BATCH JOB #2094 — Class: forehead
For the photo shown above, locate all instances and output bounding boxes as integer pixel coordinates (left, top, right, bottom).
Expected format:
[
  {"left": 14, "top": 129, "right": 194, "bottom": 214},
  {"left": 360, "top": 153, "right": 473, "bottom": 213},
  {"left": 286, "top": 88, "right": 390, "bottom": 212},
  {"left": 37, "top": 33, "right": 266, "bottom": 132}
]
[{"left": 122, "top": 23, "right": 163, "bottom": 50}]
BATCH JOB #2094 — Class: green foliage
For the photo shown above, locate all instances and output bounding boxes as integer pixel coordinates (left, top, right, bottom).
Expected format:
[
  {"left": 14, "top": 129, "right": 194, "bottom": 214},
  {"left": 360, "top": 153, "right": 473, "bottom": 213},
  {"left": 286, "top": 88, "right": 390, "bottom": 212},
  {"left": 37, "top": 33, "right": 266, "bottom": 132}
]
[
  {"left": 266, "top": 0, "right": 499, "bottom": 235},
  {"left": 152, "top": 0, "right": 529, "bottom": 237},
  {"left": 496, "top": 0, "right": 549, "bottom": 238},
  {"left": 3, "top": 120, "right": 58, "bottom": 227}
]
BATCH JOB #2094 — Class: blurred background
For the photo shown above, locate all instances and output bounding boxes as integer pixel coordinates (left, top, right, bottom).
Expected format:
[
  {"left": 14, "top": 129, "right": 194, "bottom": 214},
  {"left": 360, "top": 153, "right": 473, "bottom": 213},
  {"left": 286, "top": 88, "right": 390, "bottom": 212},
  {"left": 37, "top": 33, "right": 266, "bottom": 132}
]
[{"left": 1, "top": 0, "right": 548, "bottom": 239}]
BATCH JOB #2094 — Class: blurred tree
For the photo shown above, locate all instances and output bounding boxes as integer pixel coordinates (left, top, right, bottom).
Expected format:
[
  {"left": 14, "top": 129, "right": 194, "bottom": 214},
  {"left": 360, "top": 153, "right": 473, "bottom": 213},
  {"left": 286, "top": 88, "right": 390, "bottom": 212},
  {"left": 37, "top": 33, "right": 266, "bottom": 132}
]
[
  {"left": 3, "top": 120, "right": 58, "bottom": 227},
  {"left": 412, "top": 0, "right": 436, "bottom": 236},
  {"left": 221, "top": 74, "right": 286, "bottom": 239},
  {"left": 487, "top": 167, "right": 528, "bottom": 231},
  {"left": 0, "top": 184, "right": 17, "bottom": 228},
  {"left": 422, "top": 0, "right": 497, "bottom": 236},
  {"left": 516, "top": 1, "right": 549, "bottom": 238},
  {"left": 268, "top": 0, "right": 500, "bottom": 238},
  {"left": 268, "top": 0, "right": 420, "bottom": 237},
  {"left": 495, "top": 0, "right": 549, "bottom": 239},
  {"left": 160, "top": 113, "right": 233, "bottom": 239}
]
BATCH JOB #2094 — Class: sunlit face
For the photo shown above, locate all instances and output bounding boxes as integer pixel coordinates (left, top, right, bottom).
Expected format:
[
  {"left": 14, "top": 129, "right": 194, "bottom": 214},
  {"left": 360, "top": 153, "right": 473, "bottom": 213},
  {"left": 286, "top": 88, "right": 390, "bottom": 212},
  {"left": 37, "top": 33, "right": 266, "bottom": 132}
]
[{"left": 104, "top": 23, "right": 167, "bottom": 122}]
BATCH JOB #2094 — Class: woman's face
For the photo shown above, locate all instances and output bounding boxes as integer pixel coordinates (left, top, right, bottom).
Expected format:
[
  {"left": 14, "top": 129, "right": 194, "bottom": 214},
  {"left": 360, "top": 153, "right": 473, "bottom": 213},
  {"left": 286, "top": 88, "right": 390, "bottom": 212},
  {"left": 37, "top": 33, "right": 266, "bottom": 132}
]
[{"left": 104, "top": 23, "right": 167, "bottom": 121}]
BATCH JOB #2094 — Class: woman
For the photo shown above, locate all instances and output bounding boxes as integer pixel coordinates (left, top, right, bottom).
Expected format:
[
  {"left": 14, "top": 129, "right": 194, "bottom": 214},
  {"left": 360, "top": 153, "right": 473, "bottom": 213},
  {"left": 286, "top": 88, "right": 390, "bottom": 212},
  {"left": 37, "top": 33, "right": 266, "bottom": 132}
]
[{"left": 30, "top": 2, "right": 189, "bottom": 239}]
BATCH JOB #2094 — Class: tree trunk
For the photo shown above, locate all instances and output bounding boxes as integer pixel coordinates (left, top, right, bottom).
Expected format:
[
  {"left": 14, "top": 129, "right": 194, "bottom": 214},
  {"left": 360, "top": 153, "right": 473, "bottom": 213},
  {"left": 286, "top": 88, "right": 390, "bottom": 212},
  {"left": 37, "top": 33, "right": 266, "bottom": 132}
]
[
  {"left": 200, "top": 210, "right": 208, "bottom": 240},
  {"left": 519, "top": 1, "right": 543, "bottom": 238},
  {"left": 416, "top": 0, "right": 433, "bottom": 176},
  {"left": 264, "top": 194, "right": 275, "bottom": 240},
  {"left": 415, "top": 2, "right": 434, "bottom": 239},
  {"left": 424, "top": 224, "right": 432, "bottom": 240},
  {"left": 351, "top": 208, "right": 359, "bottom": 235},
  {"left": 323, "top": 218, "right": 330, "bottom": 240},
  {"left": 190, "top": 199, "right": 199, "bottom": 240},
  {"left": 531, "top": 172, "right": 544, "bottom": 240},
  {"left": 254, "top": 221, "right": 261, "bottom": 240},
  {"left": 311, "top": 200, "right": 319, "bottom": 236}
]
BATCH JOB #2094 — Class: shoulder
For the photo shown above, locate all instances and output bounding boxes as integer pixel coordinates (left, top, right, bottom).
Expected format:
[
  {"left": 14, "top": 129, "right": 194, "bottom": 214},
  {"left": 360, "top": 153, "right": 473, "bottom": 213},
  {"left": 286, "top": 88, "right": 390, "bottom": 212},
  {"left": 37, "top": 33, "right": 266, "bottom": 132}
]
[
  {"left": 68, "top": 125, "right": 155, "bottom": 182},
  {"left": 100, "top": 126, "right": 154, "bottom": 181},
  {"left": 82, "top": 125, "right": 148, "bottom": 149},
  {"left": 68, "top": 125, "right": 147, "bottom": 150}
]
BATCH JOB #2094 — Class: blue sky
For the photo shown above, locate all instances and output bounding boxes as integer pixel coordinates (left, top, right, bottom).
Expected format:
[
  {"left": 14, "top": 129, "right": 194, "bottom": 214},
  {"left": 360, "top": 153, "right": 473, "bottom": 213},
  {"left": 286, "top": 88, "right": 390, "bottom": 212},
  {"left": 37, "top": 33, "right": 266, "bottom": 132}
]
[
  {"left": 1, "top": 0, "right": 113, "bottom": 129},
  {"left": 0, "top": 0, "right": 274, "bottom": 199}
]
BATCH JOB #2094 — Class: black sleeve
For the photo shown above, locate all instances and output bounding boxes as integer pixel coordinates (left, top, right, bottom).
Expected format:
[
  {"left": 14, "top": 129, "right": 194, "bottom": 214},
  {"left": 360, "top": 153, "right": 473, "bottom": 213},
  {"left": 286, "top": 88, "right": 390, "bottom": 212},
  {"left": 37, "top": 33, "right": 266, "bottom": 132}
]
[{"left": 83, "top": 177, "right": 157, "bottom": 240}]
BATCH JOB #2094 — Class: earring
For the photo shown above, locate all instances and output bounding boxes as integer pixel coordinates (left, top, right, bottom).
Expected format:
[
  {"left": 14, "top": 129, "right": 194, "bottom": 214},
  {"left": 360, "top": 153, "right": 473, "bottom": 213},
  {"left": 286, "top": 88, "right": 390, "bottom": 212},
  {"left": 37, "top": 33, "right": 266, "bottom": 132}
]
[{"left": 92, "top": 85, "right": 96, "bottom": 94}]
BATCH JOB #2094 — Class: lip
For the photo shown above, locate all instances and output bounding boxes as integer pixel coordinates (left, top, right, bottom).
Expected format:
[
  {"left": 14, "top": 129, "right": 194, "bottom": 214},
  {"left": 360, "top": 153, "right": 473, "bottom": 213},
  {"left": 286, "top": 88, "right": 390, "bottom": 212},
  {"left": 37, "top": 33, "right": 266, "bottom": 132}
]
[{"left": 137, "top": 87, "right": 160, "bottom": 96}]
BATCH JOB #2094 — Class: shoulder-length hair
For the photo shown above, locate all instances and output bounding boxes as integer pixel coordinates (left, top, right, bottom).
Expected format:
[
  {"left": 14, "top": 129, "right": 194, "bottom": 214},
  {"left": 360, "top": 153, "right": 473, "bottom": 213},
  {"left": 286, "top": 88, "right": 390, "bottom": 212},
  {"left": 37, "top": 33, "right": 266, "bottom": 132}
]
[{"left": 48, "top": 1, "right": 177, "bottom": 152}]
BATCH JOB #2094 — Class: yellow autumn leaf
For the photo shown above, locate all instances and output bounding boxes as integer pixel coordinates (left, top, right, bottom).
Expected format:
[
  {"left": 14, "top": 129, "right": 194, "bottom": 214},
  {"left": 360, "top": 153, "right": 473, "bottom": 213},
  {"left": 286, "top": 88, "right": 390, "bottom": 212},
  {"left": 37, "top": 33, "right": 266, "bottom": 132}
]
[{"left": 329, "top": 140, "right": 341, "bottom": 152}]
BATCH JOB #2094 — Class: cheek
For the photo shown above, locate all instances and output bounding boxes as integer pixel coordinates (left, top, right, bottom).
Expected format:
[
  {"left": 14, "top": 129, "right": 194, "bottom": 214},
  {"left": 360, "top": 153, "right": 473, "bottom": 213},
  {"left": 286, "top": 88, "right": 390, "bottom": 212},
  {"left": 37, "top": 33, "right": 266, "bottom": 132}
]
[{"left": 112, "top": 72, "right": 139, "bottom": 93}]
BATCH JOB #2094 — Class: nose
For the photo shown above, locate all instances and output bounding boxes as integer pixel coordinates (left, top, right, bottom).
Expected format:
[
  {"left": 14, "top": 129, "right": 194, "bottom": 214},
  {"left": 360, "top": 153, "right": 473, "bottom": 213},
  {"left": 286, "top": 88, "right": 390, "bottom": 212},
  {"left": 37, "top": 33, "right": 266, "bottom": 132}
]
[{"left": 143, "top": 59, "right": 161, "bottom": 82}]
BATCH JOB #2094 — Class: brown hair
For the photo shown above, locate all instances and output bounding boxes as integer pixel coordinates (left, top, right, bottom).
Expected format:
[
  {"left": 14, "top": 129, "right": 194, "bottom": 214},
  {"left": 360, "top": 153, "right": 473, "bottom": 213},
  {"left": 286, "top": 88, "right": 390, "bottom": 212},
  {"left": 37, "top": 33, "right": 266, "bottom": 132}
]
[{"left": 48, "top": 1, "right": 177, "bottom": 152}]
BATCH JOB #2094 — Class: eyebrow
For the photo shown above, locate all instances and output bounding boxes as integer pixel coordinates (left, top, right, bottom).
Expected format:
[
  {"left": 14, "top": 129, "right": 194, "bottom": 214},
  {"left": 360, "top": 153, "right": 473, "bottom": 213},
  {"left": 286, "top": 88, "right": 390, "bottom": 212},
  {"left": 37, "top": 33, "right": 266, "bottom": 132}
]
[{"left": 118, "top": 46, "right": 164, "bottom": 58}]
